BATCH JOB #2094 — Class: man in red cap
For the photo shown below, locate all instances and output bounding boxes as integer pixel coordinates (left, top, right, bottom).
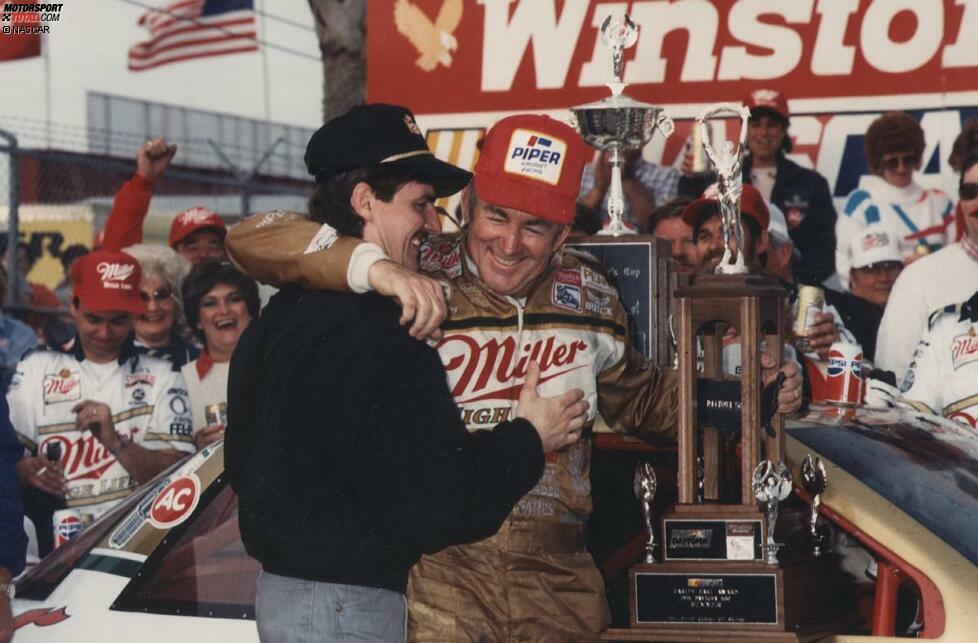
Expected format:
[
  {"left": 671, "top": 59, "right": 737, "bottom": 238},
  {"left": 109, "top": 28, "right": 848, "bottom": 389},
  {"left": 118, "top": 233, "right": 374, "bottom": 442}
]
[
  {"left": 226, "top": 111, "right": 804, "bottom": 640},
  {"left": 742, "top": 88, "right": 837, "bottom": 284},
  {"left": 8, "top": 250, "right": 194, "bottom": 550},
  {"left": 100, "top": 138, "right": 227, "bottom": 265}
]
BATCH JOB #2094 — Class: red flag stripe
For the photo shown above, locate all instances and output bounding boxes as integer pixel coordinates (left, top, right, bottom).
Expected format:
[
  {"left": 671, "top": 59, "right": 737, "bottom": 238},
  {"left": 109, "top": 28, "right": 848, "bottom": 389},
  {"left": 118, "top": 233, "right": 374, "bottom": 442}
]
[
  {"left": 129, "top": 31, "right": 256, "bottom": 60},
  {"left": 128, "top": 43, "right": 258, "bottom": 72},
  {"left": 129, "top": 17, "right": 255, "bottom": 54}
]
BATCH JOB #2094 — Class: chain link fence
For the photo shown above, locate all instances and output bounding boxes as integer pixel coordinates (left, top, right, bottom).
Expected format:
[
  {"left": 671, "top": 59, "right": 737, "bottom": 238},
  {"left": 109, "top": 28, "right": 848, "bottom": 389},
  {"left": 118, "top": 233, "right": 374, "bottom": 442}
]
[{"left": 0, "top": 127, "right": 313, "bottom": 342}]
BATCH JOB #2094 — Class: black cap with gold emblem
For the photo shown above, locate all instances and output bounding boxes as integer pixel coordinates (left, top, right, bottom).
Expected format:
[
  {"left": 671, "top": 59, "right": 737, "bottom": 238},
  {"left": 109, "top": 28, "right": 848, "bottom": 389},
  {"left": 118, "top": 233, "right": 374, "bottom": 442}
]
[{"left": 304, "top": 103, "right": 472, "bottom": 197}]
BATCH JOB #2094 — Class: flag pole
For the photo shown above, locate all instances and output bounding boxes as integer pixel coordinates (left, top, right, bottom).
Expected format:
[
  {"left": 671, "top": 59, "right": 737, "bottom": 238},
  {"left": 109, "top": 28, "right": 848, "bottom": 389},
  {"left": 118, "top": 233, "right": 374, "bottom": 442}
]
[
  {"left": 43, "top": 30, "right": 51, "bottom": 148},
  {"left": 259, "top": 0, "right": 270, "bottom": 123}
]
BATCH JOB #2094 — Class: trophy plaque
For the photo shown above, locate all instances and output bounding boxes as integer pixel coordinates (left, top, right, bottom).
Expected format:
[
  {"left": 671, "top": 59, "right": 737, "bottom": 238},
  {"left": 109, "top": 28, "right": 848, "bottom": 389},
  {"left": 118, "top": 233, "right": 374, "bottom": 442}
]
[{"left": 606, "top": 102, "right": 843, "bottom": 642}]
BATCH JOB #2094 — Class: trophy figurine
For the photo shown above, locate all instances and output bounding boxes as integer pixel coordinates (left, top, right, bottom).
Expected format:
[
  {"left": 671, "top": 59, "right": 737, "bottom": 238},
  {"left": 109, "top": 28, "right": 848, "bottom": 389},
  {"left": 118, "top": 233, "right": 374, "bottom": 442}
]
[
  {"left": 801, "top": 454, "right": 828, "bottom": 556},
  {"left": 752, "top": 460, "right": 793, "bottom": 565},
  {"left": 633, "top": 463, "right": 658, "bottom": 564},
  {"left": 697, "top": 103, "right": 751, "bottom": 274},
  {"left": 572, "top": 14, "right": 674, "bottom": 236}
]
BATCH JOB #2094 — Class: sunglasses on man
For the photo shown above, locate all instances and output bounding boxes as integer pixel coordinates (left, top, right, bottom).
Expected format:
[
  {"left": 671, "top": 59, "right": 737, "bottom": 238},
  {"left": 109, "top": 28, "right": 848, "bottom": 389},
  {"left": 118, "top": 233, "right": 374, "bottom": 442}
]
[
  {"left": 881, "top": 154, "right": 917, "bottom": 171},
  {"left": 959, "top": 181, "right": 978, "bottom": 201}
]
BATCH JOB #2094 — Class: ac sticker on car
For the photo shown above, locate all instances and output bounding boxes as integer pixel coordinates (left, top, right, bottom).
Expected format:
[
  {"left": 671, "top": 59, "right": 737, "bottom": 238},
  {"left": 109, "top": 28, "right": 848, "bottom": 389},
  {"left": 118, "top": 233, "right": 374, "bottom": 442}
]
[{"left": 149, "top": 474, "right": 201, "bottom": 530}]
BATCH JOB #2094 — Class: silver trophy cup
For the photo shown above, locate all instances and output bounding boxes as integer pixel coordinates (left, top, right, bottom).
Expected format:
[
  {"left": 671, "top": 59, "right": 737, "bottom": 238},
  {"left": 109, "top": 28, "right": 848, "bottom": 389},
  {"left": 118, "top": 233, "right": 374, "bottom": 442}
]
[{"left": 572, "top": 14, "right": 674, "bottom": 236}]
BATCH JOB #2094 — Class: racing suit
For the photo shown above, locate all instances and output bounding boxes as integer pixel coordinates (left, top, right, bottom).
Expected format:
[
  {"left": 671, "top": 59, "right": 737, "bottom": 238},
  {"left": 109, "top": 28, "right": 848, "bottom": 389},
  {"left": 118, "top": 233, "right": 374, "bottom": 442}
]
[
  {"left": 6, "top": 340, "right": 195, "bottom": 526},
  {"left": 226, "top": 212, "right": 679, "bottom": 641},
  {"left": 899, "top": 290, "right": 978, "bottom": 430}
]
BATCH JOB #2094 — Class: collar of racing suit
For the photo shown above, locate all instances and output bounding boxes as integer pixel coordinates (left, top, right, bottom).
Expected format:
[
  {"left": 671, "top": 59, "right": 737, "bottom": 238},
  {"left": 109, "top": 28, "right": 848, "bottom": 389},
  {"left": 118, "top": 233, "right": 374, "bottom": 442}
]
[{"left": 55, "top": 333, "right": 140, "bottom": 368}]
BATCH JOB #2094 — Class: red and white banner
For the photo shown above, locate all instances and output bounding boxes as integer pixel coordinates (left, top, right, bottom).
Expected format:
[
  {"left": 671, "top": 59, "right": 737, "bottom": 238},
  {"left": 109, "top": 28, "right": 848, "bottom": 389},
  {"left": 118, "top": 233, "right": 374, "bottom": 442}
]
[
  {"left": 368, "top": 0, "right": 978, "bottom": 209},
  {"left": 368, "top": 0, "right": 978, "bottom": 114}
]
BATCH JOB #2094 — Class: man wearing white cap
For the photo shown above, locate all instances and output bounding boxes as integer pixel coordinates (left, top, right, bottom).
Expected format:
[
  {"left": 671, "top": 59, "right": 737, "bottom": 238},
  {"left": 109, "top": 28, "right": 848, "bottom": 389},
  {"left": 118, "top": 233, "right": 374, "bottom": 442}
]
[{"left": 847, "top": 226, "right": 903, "bottom": 309}]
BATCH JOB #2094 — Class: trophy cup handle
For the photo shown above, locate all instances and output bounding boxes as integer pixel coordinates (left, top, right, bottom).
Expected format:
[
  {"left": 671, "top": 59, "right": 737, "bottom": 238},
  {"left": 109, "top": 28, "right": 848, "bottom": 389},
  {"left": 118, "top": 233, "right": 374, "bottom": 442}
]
[{"left": 656, "top": 113, "right": 675, "bottom": 138}]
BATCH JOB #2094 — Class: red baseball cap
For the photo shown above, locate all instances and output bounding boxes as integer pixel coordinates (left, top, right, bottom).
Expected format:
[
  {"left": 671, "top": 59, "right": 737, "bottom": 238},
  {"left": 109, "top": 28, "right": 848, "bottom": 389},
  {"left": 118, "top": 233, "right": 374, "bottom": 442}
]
[
  {"left": 681, "top": 183, "right": 771, "bottom": 231},
  {"left": 71, "top": 250, "right": 145, "bottom": 314},
  {"left": 745, "top": 88, "right": 789, "bottom": 123},
  {"left": 473, "top": 114, "right": 590, "bottom": 225},
  {"left": 168, "top": 207, "right": 227, "bottom": 247}
]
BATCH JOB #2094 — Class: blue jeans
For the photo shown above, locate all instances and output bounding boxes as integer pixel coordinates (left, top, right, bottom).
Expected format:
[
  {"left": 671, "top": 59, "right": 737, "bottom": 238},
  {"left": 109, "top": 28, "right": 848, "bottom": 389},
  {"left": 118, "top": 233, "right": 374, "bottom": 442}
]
[{"left": 256, "top": 570, "right": 407, "bottom": 642}]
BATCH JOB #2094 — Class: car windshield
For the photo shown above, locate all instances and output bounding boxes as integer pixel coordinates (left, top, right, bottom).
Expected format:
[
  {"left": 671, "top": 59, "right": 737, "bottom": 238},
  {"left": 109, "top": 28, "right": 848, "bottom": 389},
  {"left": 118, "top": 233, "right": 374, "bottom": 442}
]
[
  {"left": 112, "top": 477, "right": 259, "bottom": 618},
  {"left": 789, "top": 404, "right": 978, "bottom": 565}
]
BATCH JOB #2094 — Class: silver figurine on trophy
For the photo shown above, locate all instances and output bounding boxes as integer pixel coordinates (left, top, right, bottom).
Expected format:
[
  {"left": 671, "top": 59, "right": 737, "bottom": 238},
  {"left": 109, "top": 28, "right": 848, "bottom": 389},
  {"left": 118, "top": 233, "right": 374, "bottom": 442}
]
[
  {"left": 572, "top": 14, "right": 674, "bottom": 236},
  {"left": 801, "top": 454, "right": 828, "bottom": 556},
  {"left": 633, "top": 462, "right": 658, "bottom": 563},
  {"left": 752, "top": 460, "right": 793, "bottom": 565},
  {"left": 696, "top": 103, "right": 752, "bottom": 273}
]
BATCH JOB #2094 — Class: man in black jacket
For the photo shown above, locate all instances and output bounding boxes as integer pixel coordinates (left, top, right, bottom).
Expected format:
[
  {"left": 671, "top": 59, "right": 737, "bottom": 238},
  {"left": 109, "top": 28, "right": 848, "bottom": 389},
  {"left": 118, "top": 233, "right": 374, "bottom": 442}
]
[
  {"left": 225, "top": 104, "right": 588, "bottom": 643},
  {"left": 742, "top": 89, "right": 838, "bottom": 285}
]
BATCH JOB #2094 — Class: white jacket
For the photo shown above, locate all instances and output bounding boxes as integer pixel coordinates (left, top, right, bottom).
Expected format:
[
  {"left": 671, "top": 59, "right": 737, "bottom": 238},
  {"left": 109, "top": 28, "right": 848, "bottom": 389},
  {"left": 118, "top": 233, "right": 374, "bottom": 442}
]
[{"left": 836, "top": 175, "right": 953, "bottom": 289}]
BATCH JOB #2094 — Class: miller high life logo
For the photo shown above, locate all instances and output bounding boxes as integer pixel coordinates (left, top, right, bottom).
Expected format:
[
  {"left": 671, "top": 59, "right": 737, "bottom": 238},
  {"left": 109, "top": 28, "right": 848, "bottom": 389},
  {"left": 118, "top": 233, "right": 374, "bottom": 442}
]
[
  {"left": 43, "top": 370, "right": 80, "bottom": 405},
  {"left": 44, "top": 434, "right": 116, "bottom": 482},
  {"left": 96, "top": 261, "right": 135, "bottom": 289},
  {"left": 951, "top": 333, "right": 978, "bottom": 370},
  {"left": 438, "top": 333, "right": 588, "bottom": 403},
  {"left": 177, "top": 207, "right": 217, "bottom": 226}
]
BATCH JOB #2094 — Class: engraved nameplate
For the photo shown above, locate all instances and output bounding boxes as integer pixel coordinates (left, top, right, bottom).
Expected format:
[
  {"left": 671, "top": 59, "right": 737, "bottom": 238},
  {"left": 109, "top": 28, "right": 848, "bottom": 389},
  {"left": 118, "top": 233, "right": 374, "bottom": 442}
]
[{"left": 634, "top": 572, "right": 778, "bottom": 625}]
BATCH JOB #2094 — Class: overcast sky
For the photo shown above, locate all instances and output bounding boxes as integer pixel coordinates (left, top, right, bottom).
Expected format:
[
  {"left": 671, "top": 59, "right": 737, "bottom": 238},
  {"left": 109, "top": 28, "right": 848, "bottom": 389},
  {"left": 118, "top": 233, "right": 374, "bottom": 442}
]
[{"left": 0, "top": 0, "right": 323, "bottom": 151}]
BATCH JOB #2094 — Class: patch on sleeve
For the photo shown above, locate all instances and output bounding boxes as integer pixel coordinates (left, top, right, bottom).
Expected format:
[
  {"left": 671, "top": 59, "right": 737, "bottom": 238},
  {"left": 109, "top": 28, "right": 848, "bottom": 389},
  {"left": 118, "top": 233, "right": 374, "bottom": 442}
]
[
  {"left": 304, "top": 223, "right": 339, "bottom": 254},
  {"left": 419, "top": 238, "right": 462, "bottom": 278}
]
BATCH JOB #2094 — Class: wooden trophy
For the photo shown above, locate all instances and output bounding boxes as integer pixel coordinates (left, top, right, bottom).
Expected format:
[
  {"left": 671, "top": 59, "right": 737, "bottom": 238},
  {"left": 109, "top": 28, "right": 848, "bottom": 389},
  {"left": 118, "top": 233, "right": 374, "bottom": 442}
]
[{"left": 615, "top": 105, "right": 840, "bottom": 642}]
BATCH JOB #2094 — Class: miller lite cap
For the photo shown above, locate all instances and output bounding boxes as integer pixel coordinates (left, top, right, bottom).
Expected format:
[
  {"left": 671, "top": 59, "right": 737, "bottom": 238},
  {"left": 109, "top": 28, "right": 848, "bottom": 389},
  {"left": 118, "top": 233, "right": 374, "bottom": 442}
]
[
  {"left": 71, "top": 250, "right": 145, "bottom": 314},
  {"left": 473, "top": 114, "right": 590, "bottom": 225}
]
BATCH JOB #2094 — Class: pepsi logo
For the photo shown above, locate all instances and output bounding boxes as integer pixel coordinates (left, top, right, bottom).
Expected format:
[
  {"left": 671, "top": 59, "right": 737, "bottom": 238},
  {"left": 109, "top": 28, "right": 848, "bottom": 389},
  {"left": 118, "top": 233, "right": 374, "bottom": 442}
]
[
  {"left": 149, "top": 475, "right": 201, "bottom": 529},
  {"left": 55, "top": 514, "right": 82, "bottom": 544},
  {"left": 826, "top": 350, "right": 846, "bottom": 377}
]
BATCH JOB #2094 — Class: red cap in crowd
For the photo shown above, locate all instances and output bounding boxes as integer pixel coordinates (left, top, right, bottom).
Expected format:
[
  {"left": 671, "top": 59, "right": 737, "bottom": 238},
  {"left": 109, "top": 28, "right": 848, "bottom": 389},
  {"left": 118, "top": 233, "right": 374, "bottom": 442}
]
[
  {"left": 744, "top": 88, "right": 790, "bottom": 123},
  {"left": 473, "top": 114, "right": 590, "bottom": 225},
  {"left": 681, "top": 183, "right": 771, "bottom": 231},
  {"left": 168, "top": 207, "right": 227, "bottom": 247},
  {"left": 71, "top": 250, "right": 145, "bottom": 314}
]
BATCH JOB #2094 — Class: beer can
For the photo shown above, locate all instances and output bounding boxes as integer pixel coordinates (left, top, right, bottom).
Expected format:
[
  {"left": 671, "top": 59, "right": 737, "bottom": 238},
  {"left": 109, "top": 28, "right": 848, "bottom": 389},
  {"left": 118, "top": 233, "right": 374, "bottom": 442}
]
[
  {"left": 825, "top": 342, "right": 863, "bottom": 406},
  {"left": 205, "top": 402, "right": 227, "bottom": 426},
  {"left": 53, "top": 508, "right": 83, "bottom": 549},
  {"left": 793, "top": 285, "right": 825, "bottom": 351}
]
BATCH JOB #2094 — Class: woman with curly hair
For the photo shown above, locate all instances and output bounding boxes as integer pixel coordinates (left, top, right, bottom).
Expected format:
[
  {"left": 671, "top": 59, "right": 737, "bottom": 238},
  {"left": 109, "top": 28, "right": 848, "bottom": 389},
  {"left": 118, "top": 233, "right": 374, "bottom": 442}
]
[
  {"left": 835, "top": 111, "right": 954, "bottom": 288},
  {"left": 180, "top": 260, "right": 259, "bottom": 449},
  {"left": 123, "top": 244, "right": 200, "bottom": 369}
]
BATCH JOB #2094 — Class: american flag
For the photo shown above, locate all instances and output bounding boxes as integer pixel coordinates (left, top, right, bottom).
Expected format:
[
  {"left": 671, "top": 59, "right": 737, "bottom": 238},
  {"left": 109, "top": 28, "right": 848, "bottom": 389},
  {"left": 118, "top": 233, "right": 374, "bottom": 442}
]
[{"left": 128, "top": 0, "right": 258, "bottom": 72}]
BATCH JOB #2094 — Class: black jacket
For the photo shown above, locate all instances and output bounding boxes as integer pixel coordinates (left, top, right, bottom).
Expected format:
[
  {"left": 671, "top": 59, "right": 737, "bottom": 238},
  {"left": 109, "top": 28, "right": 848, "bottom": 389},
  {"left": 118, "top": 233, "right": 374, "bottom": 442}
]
[
  {"left": 225, "top": 287, "right": 544, "bottom": 594},
  {"left": 744, "top": 154, "right": 838, "bottom": 284}
]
